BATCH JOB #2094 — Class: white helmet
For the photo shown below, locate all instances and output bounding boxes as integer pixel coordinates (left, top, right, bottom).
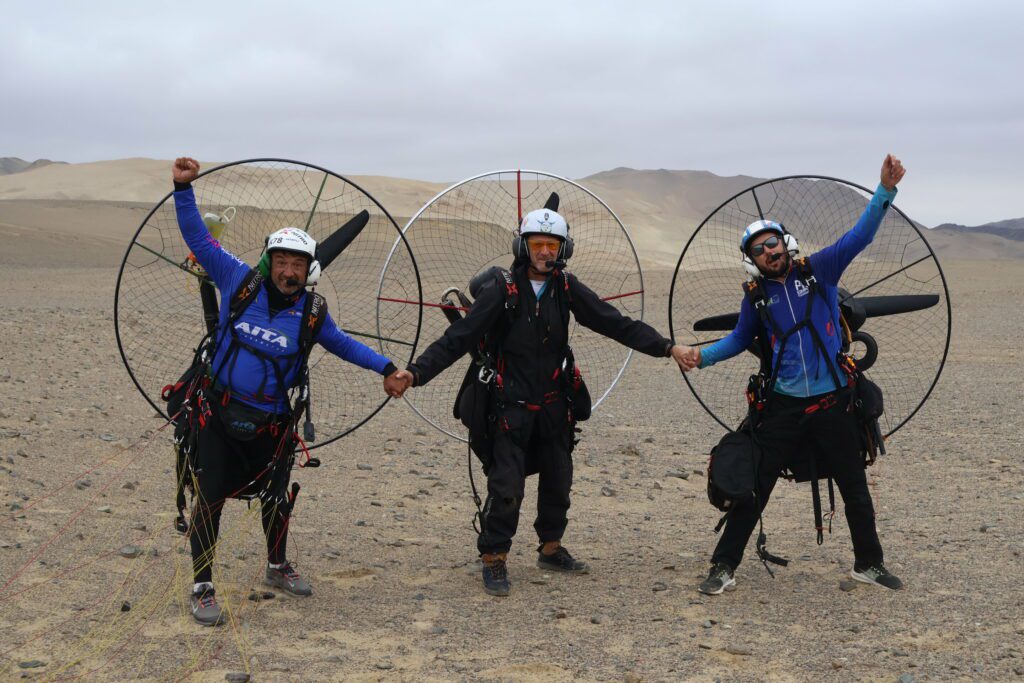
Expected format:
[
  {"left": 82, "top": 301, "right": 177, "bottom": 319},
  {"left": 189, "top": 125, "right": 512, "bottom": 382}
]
[
  {"left": 266, "top": 227, "right": 321, "bottom": 285},
  {"left": 519, "top": 208, "right": 569, "bottom": 240},
  {"left": 740, "top": 219, "right": 799, "bottom": 278}
]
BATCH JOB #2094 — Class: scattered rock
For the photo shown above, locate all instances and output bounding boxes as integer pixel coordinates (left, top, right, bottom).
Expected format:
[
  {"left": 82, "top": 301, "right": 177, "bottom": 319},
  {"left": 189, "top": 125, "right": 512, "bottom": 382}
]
[
  {"left": 623, "top": 673, "right": 643, "bottom": 683},
  {"left": 898, "top": 674, "right": 918, "bottom": 683},
  {"left": 619, "top": 444, "right": 641, "bottom": 458},
  {"left": 119, "top": 545, "right": 142, "bottom": 558},
  {"left": 600, "top": 486, "right": 617, "bottom": 497},
  {"left": 832, "top": 660, "right": 844, "bottom": 670},
  {"left": 725, "top": 645, "right": 753, "bottom": 656},
  {"left": 839, "top": 579, "right": 859, "bottom": 592},
  {"left": 702, "top": 620, "right": 713, "bottom": 629},
  {"left": 979, "top": 524, "right": 993, "bottom": 533},
  {"left": 16, "top": 448, "right": 28, "bottom": 457},
  {"left": 698, "top": 643, "right": 712, "bottom": 650},
  {"left": 121, "top": 482, "right": 135, "bottom": 490},
  {"left": 225, "top": 674, "right": 250, "bottom": 683},
  {"left": 591, "top": 614, "right": 605, "bottom": 624},
  {"left": 120, "top": 601, "right": 131, "bottom": 612},
  {"left": 356, "top": 463, "right": 373, "bottom": 471},
  {"left": 248, "top": 591, "right": 275, "bottom": 601},
  {"left": 75, "top": 479, "right": 92, "bottom": 490},
  {"left": 18, "top": 660, "right": 45, "bottom": 669},
  {"left": 99, "top": 434, "right": 115, "bottom": 442},
  {"left": 666, "top": 469, "right": 690, "bottom": 480},
  {"left": 97, "top": 506, "right": 112, "bottom": 514},
  {"left": 375, "top": 661, "right": 394, "bottom": 670},
  {"left": 652, "top": 582, "right": 668, "bottom": 592},
  {"left": 131, "top": 523, "right": 147, "bottom": 531}
]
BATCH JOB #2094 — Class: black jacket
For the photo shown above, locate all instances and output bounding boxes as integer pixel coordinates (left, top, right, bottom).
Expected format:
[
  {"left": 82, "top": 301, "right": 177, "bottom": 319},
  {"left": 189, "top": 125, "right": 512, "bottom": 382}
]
[{"left": 407, "top": 264, "right": 672, "bottom": 406}]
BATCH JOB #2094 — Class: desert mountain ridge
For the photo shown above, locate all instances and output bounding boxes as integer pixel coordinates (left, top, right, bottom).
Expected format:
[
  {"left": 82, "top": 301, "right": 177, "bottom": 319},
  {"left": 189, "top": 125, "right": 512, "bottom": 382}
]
[{"left": 0, "top": 157, "right": 1019, "bottom": 263}]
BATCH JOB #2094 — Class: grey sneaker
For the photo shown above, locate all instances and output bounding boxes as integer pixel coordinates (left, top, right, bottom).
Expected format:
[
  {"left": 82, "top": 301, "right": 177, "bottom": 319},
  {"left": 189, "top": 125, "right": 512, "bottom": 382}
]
[
  {"left": 190, "top": 585, "right": 225, "bottom": 626},
  {"left": 536, "top": 545, "right": 590, "bottom": 574},
  {"left": 851, "top": 563, "right": 903, "bottom": 590},
  {"left": 698, "top": 562, "right": 736, "bottom": 595},
  {"left": 264, "top": 561, "right": 313, "bottom": 596}
]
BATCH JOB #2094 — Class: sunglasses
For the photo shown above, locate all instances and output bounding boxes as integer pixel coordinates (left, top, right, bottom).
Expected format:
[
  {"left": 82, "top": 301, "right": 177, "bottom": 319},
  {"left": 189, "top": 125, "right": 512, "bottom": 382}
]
[
  {"left": 527, "top": 237, "right": 562, "bottom": 252},
  {"left": 749, "top": 234, "right": 782, "bottom": 257}
]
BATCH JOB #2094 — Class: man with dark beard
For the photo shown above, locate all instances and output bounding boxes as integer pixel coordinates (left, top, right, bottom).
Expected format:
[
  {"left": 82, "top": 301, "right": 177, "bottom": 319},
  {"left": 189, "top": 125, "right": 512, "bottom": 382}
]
[{"left": 676, "top": 154, "right": 906, "bottom": 595}]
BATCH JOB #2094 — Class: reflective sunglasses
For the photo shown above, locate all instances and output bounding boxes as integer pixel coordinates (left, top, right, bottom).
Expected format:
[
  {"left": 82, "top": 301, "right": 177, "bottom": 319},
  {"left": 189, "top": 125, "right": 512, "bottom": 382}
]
[{"left": 749, "top": 234, "right": 782, "bottom": 257}]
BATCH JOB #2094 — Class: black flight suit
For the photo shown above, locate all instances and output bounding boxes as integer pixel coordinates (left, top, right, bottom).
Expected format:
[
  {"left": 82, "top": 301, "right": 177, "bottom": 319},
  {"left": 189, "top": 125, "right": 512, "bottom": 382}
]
[{"left": 407, "top": 263, "right": 672, "bottom": 555}]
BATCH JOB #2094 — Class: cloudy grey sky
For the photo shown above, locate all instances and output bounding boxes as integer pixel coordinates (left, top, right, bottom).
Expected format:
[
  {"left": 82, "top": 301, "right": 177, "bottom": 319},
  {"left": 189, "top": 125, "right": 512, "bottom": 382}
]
[{"left": 3, "top": 1, "right": 1021, "bottom": 226}]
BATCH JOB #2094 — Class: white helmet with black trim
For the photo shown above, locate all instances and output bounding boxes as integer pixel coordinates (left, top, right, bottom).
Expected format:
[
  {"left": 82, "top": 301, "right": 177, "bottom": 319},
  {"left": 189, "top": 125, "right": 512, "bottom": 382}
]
[{"left": 266, "top": 227, "right": 321, "bottom": 285}]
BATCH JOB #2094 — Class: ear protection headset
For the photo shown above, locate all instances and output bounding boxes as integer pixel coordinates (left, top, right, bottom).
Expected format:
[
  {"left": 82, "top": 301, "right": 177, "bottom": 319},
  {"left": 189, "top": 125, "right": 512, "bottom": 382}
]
[{"left": 741, "top": 222, "right": 799, "bottom": 279}]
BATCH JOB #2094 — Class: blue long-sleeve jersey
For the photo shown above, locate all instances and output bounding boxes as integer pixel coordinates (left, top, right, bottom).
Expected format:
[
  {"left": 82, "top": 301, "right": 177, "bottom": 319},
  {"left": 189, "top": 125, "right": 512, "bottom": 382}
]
[
  {"left": 174, "top": 186, "right": 394, "bottom": 413},
  {"left": 699, "top": 184, "right": 897, "bottom": 397}
]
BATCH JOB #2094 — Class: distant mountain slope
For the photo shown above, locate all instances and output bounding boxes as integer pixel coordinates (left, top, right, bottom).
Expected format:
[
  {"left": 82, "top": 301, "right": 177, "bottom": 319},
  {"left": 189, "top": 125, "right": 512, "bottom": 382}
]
[
  {"left": 0, "top": 158, "right": 1019, "bottom": 262},
  {"left": 932, "top": 217, "right": 1024, "bottom": 241},
  {"left": 0, "top": 157, "right": 66, "bottom": 175}
]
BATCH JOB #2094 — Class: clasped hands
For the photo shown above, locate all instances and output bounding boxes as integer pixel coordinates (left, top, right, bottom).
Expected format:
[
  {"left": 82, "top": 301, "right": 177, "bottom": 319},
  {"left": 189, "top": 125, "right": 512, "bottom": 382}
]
[
  {"left": 383, "top": 369, "right": 414, "bottom": 399},
  {"left": 670, "top": 344, "right": 701, "bottom": 373}
]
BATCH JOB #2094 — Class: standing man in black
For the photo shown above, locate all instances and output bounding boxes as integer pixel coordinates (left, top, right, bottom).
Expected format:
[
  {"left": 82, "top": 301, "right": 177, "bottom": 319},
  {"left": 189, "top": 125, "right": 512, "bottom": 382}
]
[{"left": 401, "top": 206, "right": 691, "bottom": 596}]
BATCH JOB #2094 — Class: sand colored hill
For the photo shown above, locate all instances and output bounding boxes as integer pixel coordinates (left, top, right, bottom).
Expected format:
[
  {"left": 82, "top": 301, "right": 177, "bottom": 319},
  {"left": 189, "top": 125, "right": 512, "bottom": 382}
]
[{"left": 1, "top": 158, "right": 1018, "bottom": 266}]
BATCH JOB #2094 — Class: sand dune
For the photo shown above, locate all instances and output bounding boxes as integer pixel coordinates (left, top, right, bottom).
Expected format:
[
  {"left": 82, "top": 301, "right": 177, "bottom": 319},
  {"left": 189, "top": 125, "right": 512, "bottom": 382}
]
[{"left": 1, "top": 158, "right": 1017, "bottom": 265}]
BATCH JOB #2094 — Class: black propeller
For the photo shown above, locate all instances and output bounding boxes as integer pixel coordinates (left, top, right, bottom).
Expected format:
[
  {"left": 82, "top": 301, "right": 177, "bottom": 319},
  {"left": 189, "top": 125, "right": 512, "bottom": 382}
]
[
  {"left": 693, "top": 293, "right": 940, "bottom": 332},
  {"left": 316, "top": 209, "right": 370, "bottom": 270},
  {"left": 544, "top": 192, "right": 560, "bottom": 211}
]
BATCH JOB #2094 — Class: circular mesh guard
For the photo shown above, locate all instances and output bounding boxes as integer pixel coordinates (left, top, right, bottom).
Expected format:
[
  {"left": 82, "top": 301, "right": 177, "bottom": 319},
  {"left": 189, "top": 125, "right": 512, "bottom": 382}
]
[
  {"left": 115, "top": 159, "right": 421, "bottom": 448},
  {"left": 379, "top": 170, "right": 645, "bottom": 440},
  {"left": 669, "top": 176, "right": 951, "bottom": 436}
]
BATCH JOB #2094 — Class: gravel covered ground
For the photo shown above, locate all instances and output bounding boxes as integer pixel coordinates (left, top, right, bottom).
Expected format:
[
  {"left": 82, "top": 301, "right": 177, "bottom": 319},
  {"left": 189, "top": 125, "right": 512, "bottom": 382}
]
[{"left": 0, "top": 259, "right": 1021, "bottom": 682}]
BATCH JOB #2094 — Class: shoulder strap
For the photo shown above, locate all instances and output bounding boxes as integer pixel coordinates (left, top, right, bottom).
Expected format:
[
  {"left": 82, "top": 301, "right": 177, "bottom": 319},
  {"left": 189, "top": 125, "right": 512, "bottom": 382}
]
[
  {"left": 742, "top": 280, "right": 778, "bottom": 375},
  {"left": 228, "top": 268, "right": 263, "bottom": 322},
  {"left": 299, "top": 292, "right": 327, "bottom": 350},
  {"left": 496, "top": 268, "right": 518, "bottom": 312}
]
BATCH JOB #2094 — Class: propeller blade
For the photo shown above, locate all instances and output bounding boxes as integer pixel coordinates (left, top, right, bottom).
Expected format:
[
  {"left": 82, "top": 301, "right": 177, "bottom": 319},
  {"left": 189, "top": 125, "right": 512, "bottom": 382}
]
[
  {"left": 859, "top": 294, "right": 939, "bottom": 318},
  {"left": 544, "top": 192, "right": 560, "bottom": 211},
  {"left": 316, "top": 209, "right": 370, "bottom": 270},
  {"left": 693, "top": 312, "right": 739, "bottom": 331}
]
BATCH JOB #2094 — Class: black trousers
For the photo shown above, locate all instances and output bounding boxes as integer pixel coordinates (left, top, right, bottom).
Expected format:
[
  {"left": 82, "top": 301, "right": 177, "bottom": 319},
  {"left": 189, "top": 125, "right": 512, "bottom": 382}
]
[
  {"left": 189, "top": 400, "right": 291, "bottom": 583},
  {"left": 711, "top": 392, "right": 884, "bottom": 570},
  {"left": 477, "top": 403, "right": 574, "bottom": 555}
]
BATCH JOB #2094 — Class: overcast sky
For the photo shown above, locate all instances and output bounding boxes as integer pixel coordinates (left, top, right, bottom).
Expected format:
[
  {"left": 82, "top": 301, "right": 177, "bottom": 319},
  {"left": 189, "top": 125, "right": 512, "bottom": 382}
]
[{"left": 3, "top": 1, "right": 1021, "bottom": 226}]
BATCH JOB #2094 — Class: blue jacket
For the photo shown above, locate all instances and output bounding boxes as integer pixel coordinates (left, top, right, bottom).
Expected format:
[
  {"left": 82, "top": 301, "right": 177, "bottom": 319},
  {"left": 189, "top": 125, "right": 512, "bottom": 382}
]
[
  {"left": 174, "top": 187, "right": 394, "bottom": 413},
  {"left": 699, "top": 184, "right": 897, "bottom": 397}
]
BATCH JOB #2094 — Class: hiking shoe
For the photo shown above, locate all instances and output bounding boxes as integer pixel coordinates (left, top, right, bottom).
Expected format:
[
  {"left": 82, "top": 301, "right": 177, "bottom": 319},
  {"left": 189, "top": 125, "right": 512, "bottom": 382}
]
[
  {"left": 264, "top": 561, "right": 313, "bottom": 596},
  {"left": 482, "top": 557, "right": 511, "bottom": 597},
  {"left": 190, "top": 586, "right": 225, "bottom": 626},
  {"left": 537, "top": 545, "right": 590, "bottom": 574},
  {"left": 698, "top": 562, "right": 736, "bottom": 595},
  {"left": 851, "top": 563, "right": 903, "bottom": 590}
]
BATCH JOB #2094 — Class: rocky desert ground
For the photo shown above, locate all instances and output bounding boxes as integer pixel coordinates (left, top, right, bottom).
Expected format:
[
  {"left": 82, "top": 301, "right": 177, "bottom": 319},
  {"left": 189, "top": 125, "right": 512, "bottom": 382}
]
[{"left": 0, "top": 164, "right": 1021, "bottom": 681}]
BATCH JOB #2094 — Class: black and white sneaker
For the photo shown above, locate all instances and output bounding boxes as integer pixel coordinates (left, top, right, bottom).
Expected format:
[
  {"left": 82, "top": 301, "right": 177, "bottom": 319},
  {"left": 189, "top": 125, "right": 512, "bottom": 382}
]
[
  {"left": 851, "top": 563, "right": 903, "bottom": 590},
  {"left": 190, "top": 584, "right": 225, "bottom": 626},
  {"left": 698, "top": 562, "right": 736, "bottom": 595},
  {"left": 536, "top": 545, "right": 590, "bottom": 574}
]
